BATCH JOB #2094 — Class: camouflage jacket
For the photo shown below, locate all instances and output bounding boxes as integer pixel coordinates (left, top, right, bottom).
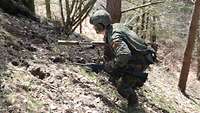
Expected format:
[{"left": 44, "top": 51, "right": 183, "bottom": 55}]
[{"left": 104, "top": 23, "right": 152, "bottom": 70}]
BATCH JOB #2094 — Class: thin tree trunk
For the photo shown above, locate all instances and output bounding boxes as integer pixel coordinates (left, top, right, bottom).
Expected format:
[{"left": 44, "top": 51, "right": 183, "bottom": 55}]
[
  {"left": 141, "top": 0, "right": 146, "bottom": 39},
  {"left": 136, "top": 16, "right": 140, "bottom": 34},
  {"left": 106, "top": 0, "right": 121, "bottom": 23},
  {"left": 146, "top": 12, "right": 149, "bottom": 33},
  {"left": 178, "top": 0, "right": 200, "bottom": 93},
  {"left": 150, "top": 16, "right": 157, "bottom": 42},
  {"left": 45, "top": 0, "right": 51, "bottom": 19},
  {"left": 197, "top": 31, "right": 200, "bottom": 80},
  {"left": 79, "top": 0, "right": 82, "bottom": 33},
  {"left": 59, "top": 0, "right": 65, "bottom": 26}
]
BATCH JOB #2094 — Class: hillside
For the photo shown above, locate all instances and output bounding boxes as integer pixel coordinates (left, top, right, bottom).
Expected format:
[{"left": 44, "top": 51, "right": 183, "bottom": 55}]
[{"left": 0, "top": 0, "right": 200, "bottom": 113}]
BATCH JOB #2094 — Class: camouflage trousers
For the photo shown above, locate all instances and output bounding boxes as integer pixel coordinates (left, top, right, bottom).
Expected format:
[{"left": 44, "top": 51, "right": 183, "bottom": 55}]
[
  {"left": 116, "top": 74, "right": 138, "bottom": 98},
  {"left": 110, "top": 71, "right": 148, "bottom": 104}
]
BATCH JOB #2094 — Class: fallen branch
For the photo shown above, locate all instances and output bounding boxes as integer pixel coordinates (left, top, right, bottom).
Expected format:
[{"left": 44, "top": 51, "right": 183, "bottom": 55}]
[{"left": 121, "top": 1, "right": 164, "bottom": 13}]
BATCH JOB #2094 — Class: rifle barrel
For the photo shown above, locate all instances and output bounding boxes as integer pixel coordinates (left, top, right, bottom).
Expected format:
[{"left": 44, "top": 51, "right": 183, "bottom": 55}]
[
  {"left": 58, "top": 40, "right": 105, "bottom": 46},
  {"left": 58, "top": 40, "right": 79, "bottom": 45}
]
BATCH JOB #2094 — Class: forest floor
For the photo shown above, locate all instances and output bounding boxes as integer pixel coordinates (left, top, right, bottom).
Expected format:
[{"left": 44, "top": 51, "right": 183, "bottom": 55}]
[{"left": 0, "top": 3, "right": 200, "bottom": 113}]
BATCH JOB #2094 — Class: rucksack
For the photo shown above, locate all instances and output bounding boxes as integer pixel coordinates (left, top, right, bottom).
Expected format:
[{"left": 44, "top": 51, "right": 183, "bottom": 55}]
[
  {"left": 115, "top": 30, "right": 156, "bottom": 66},
  {"left": 110, "top": 23, "right": 157, "bottom": 66}
]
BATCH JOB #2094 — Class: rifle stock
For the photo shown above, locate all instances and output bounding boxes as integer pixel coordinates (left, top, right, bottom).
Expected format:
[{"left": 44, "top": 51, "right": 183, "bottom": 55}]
[{"left": 58, "top": 40, "right": 106, "bottom": 46}]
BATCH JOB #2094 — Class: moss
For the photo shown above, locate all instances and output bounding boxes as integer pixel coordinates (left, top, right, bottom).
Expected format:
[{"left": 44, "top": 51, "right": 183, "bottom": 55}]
[
  {"left": 27, "top": 96, "right": 44, "bottom": 112},
  {"left": 79, "top": 67, "right": 97, "bottom": 80}
]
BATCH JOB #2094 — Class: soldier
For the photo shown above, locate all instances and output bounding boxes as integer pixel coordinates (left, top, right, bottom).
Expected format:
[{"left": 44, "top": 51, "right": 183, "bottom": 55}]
[{"left": 89, "top": 10, "right": 155, "bottom": 110}]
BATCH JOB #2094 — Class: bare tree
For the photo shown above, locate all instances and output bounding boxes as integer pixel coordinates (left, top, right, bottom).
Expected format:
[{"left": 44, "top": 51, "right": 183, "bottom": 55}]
[
  {"left": 106, "top": 0, "right": 121, "bottom": 23},
  {"left": 178, "top": 0, "right": 200, "bottom": 93},
  {"left": 45, "top": 0, "right": 51, "bottom": 19},
  {"left": 59, "top": 0, "right": 96, "bottom": 35}
]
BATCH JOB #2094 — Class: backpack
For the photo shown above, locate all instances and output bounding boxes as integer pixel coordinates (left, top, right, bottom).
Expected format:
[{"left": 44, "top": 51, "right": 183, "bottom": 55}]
[
  {"left": 110, "top": 24, "right": 157, "bottom": 66},
  {"left": 125, "top": 31, "right": 156, "bottom": 65},
  {"left": 113, "top": 30, "right": 156, "bottom": 66}
]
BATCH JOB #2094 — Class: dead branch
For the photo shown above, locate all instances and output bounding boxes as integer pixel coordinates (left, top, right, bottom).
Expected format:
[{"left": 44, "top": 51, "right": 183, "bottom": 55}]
[{"left": 121, "top": 1, "right": 164, "bottom": 14}]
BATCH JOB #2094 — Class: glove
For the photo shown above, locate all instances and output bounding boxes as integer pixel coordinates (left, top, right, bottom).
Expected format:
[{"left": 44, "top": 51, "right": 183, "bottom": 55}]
[
  {"left": 104, "top": 61, "right": 114, "bottom": 74},
  {"left": 85, "top": 63, "right": 105, "bottom": 73}
]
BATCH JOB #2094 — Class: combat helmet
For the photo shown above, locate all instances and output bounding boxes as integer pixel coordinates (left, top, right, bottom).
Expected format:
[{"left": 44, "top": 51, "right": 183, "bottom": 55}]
[{"left": 90, "top": 10, "right": 112, "bottom": 27}]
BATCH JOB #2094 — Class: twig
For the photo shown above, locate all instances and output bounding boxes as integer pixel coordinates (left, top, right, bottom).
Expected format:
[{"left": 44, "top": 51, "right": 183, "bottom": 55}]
[{"left": 121, "top": 1, "right": 164, "bottom": 13}]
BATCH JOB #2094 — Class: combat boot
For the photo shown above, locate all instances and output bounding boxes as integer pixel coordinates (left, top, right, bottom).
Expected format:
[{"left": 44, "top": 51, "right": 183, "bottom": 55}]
[{"left": 127, "top": 92, "right": 138, "bottom": 113}]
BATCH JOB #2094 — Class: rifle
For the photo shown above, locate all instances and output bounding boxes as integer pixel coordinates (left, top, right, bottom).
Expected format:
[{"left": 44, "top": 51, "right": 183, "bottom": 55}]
[
  {"left": 58, "top": 40, "right": 106, "bottom": 63},
  {"left": 68, "top": 62, "right": 105, "bottom": 73},
  {"left": 58, "top": 40, "right": 106, "bottom": 47}
]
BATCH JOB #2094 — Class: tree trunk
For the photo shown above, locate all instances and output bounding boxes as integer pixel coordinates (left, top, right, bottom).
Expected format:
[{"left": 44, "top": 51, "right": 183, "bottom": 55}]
[
  {"left": 59, "top": 0, "right": 65, "bottom": 26},
  {"left": 79, "top": 0, "right": 82, "bottom": 33},
  {"left": 136, "top": 16, "right": 140, "bottom": 34},
  {"left": 45, "top": 0, "right": 51, "bottom": 19},
  {"left": 178, "top": 0, "right": 200, "bottom": 93},
  {"left": 141, "top": 0, "right": 146, "bottom": 39},
  {"left": 197, "top": 31, "right": 200, "bottom": 80},
  {"left": 106, "top": 0, "right": 121, "bottom": 23},
  {"left": 150, "top": 16, "right": 157, "bottom": 42}
]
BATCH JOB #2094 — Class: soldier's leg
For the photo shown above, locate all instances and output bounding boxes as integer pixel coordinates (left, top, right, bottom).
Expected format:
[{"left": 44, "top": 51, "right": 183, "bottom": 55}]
[
  {"left": 127, "top": 91, "right": 138, "bottom": 113},
  {"left": 117, "top": 75, "right": 138, "bottom": 105}
]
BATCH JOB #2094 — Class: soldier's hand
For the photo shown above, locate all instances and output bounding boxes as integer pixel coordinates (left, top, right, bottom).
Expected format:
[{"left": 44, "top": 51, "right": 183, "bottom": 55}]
[{"left": 104, "top": 61, "right": 114, "bottom": 73}]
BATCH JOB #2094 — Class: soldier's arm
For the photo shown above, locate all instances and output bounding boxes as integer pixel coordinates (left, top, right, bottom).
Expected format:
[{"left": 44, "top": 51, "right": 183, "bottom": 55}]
[{"left": 110, "top": 34, "right": 132, "bottom": 69}]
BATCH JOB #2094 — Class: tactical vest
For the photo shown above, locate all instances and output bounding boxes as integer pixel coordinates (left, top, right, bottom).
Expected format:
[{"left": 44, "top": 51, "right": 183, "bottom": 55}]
[{"left": 107, "top": 23, "right": 156, "bottom": 66}]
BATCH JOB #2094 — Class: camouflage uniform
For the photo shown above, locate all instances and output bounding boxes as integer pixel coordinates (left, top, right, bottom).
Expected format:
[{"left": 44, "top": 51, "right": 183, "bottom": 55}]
[
  {"left": 90, "top": 10, "right": 155, "bottom": 106},
  {"left": 104, "top": 23, "right": 151, "bottom": 98}
]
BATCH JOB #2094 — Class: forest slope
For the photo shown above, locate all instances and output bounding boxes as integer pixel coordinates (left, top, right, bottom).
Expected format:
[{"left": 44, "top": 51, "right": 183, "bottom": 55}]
[{"left": 0, "top": 1, "right": 200, "bottom": 113}]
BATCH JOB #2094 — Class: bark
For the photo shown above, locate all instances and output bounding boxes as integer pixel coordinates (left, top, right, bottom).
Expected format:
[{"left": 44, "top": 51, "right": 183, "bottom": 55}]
[
  {"left": 141, "top": 0, "right": 146, "bottom": 39},
  {"left": 197, "top": 31, "right": 200, "bottom": 80},
  {"left": 150, "top": 16, "right": 157, "bottom": 42},
  {"left": 45, "top": 0, "right": 51, "bottom": 19},
  {"left": 79, "top": 0, "right": 82, "bottom": 33},
  {"left": 106, "top": 0, "right": 121, "bottom": 23},
  {"left": 136, "top": 16, "right": 140, "bottom": 34},
  {"left": 178, "top": 0, "right": 200, "bottom": 93},
  {"left": 59, "top": 0, "right": 65, "bottom": 26}
]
